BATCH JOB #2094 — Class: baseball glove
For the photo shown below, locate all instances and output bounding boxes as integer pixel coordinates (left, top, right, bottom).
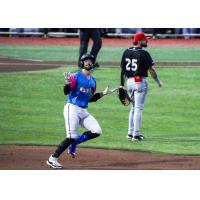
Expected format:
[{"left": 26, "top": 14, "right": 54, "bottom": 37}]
[{"left": 118, "top": 87, "right": 131, "bottom": 106}]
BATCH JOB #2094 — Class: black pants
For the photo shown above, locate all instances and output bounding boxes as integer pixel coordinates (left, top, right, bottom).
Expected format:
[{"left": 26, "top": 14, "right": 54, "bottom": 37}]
[{"left": 78, "top": 28, "right": 102, "bottom": 66}]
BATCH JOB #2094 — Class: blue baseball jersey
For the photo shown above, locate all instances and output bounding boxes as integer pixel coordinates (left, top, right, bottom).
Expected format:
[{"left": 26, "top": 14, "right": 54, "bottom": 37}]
[{"left": 68, "top": 71, "right": 96, "bottom": 108}]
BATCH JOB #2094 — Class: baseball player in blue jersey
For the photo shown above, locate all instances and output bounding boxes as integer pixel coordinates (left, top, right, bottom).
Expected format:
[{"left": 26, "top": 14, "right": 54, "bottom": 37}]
[
  {"left": 120, "top": 32, "right": 162, "bottom": 141},
  {"left": 47, "top": 53, "right": 112, "bottom": 169}
]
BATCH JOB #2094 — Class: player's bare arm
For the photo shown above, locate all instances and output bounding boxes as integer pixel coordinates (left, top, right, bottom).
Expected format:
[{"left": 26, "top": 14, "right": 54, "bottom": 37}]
[{"left": 148, "top": 67, "right": 162, "bottom": 87}]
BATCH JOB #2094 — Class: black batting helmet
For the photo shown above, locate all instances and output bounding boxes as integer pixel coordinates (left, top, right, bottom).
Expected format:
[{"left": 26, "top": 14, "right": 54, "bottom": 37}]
[{"left": 80, "top": 53, "right": 96, "bottom": 68}]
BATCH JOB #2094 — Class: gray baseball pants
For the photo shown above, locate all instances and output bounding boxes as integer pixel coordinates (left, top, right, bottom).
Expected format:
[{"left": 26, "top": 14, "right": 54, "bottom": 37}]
[{"left": 127, "top": 77, "right": 148, "bottom": 136}]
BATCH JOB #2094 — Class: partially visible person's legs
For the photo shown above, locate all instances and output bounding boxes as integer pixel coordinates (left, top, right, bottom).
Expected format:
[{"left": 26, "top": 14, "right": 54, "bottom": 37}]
[
  {"left": 78, "top": 29, "right": 90, "bottom": 67},
  {"left": 47, "top": 136, "right": 75, "bottom": 169},
  {"left": 90, "top": 29, "right": 102, "bottom": 62}
]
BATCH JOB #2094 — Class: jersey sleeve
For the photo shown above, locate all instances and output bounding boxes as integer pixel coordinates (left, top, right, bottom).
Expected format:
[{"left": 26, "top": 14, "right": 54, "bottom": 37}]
[
  {"left": 92, "top": 79, "right": 96, "bottom": 94},
  {"left": 89, "top": 93, "right": 102, "bottom": 102},
  {"left": 70, "top": 74, "right": 77, "bottom": 90},
  {"left": 120, "top": 50, "right": 127, "bottom": 86},
  {"left": 120, "top": 50, "right": 127, "bottom": 69},
  {"left": 144, "top": 51, "right": 155, "bottom": 68},
  {"left": 63, "top": 84, "right": 71, "bottom": 95}
]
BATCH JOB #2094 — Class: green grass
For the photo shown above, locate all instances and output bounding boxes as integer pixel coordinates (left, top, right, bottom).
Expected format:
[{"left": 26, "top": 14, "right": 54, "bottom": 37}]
[
  {"left": 1, "top": 45, "right": 200, "bottom": 62},
  {"left": 1, "top": 67, "right": 200, "bottom": 155}
]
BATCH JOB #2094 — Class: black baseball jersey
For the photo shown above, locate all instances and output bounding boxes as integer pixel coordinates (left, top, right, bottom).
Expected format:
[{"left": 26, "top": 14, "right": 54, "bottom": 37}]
[{"left": 120, "top": 47, "right": 154, "bottom": 86}]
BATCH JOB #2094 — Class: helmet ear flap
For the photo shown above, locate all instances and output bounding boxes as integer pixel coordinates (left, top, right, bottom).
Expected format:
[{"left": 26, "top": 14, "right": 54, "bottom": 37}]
[
  {"left": 80, "top": 60, "right": 84, "bottom": 68},
  {"left": 93, "top": 60, "right": 96, "bottom": 67}
]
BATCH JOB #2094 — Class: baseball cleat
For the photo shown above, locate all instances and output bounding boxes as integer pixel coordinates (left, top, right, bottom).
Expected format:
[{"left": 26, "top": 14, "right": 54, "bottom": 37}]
[
  {"left": 46, "top": 155, "right": 63, "bottom": 169},
  {"left": 67, "top": 145, "right": 76, "bottom": 158},
  {"left": 132, "top": 135, "right": 144, "bottom": 141},
  {"left": 126, "top": 134, "right": 133, "bottom": 140}
]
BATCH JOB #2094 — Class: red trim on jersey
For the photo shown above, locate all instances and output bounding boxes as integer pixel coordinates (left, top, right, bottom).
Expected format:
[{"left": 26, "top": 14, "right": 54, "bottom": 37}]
[{"left": 70, "top": 75, "right": 77, "bottom": 90}]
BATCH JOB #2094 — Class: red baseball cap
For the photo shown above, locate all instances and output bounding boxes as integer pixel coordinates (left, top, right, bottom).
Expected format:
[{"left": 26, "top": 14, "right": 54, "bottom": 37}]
[{"left": 133, "top": 32, "right": 150, "bottom": 43}]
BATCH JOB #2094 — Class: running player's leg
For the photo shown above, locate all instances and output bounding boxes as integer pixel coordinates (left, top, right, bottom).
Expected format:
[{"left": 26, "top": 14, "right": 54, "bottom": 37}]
[
  {"left": 64, "top": 103, "right": 80, "bottom": 139},
  {"left": 51, "top": 103, "right": 79, "bottom": 158},
  {"left": 76, "top": 113, "right": 102, "bottom": 143},
  {"left": 68, "top": 112, "right": 102, "bottom": 156},
  {"left": 81, "top": 113, "right": 102, "bottom": 135}
]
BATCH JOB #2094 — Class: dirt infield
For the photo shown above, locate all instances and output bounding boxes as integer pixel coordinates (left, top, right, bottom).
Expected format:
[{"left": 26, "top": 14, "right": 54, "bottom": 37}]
[
  {"left": 0, "top": 56, "right": 67, "bottom": 72},
  {"left": 1, "top": 145, "right": 200, "bottom": 170},
  {"left": 1, "top": 56, "right": 200, "bottom": 73},
  {"left": 1, "top": 37, "right": 200, "bottom": 170}
]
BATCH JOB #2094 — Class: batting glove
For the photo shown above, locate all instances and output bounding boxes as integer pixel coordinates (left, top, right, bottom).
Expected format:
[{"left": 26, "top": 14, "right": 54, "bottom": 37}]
[
  {"left": 64, "top": 72, "right": 71, "bottom": 84},
  {"left": 102, "top": 85, "right": 109, "bottom": 95},
  {"left": 102, "top": 85, "right": 118, "bottom": 95}
]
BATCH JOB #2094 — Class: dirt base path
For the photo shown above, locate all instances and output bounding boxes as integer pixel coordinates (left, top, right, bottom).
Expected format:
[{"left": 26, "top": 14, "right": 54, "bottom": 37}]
[
  {"left": 0, "top": 56, "right": 66, "bottom": 72},
  {"left": 1, "top": 56, "right": 200, "bottom": 73},
  {"left": 0, "top": 145, "right": 200, "bottom": 170}
]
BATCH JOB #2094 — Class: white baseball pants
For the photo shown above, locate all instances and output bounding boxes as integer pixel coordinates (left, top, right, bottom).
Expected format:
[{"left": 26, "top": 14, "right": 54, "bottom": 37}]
[{"left": 63, "top": 103, "right": 102, "bottom": 139}]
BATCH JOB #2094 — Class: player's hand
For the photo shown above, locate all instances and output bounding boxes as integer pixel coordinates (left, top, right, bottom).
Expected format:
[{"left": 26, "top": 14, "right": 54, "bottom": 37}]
[
  {"left": 102, "top": 85, "right": 109, "bottom": 95},
  {"left": 157, "top": 81, "right": 163, "bottom": 87},
  {"left": 102, "top": 85, "right": 119, "bottom": 95},
  {"left": 64, "top": 72, "right": 71, "bottom": 84}
]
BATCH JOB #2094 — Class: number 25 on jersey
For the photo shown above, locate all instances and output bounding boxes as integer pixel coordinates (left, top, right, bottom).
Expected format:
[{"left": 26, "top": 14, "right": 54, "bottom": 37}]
[{"left": 125, "top": 58, "right": 138, "bottom": 71}]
